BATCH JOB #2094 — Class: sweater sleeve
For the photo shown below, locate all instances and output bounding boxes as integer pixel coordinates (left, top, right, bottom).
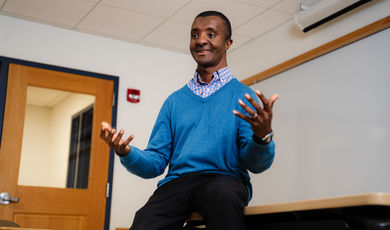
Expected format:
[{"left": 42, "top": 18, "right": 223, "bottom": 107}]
[
  {"left": 237, "top": 91, "right": 275, "bottom": 174},
  {"left": 241, "top": 139, "right": 275, "bottom": 174},
  {"left": 119, "top": 99, "right": 173, "bottom": 179}
]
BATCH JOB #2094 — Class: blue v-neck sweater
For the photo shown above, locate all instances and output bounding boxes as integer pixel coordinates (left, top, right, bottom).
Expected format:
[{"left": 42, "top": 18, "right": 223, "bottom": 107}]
[{"left": 120, "top": 78, "right": 275, "bottom": 200}]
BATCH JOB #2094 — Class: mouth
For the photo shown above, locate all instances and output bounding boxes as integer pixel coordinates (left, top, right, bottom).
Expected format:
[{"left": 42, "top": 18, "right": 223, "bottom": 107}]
[{"left": 195, "top": 49, "right": 212, "bottom": 55}]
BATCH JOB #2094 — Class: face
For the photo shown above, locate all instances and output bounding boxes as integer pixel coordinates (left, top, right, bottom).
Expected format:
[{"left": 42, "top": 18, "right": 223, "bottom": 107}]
[{"left": 190, "top": 16, "right": 232, "bottom": 69}]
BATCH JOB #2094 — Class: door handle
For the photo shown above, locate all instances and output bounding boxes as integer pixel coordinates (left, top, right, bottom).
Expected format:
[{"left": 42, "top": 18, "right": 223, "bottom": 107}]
[{"left": 0, "top": 192, "right": 19, "bottom": 205}]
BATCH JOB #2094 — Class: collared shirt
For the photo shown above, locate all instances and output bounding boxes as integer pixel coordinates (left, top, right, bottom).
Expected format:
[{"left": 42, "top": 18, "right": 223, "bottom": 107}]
[{"left": 187, "top": 66, "right": 233, "bottom": 98}]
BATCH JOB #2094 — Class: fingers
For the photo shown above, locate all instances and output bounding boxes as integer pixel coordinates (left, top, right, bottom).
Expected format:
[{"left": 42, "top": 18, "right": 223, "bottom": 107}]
[
  {"left": 235, "top": 92, "right": 279, "bottom": 118},
  {"left": 255, "top": 91, "right": 270, "bottom": 112},
  {"left": 244, "top": 94, "right": 263, "bottom": 116},
  {"left": 232, "top": 110, "right": 253, "bottom": 124},
  {"left": 269, "top": 94, "right": 279, "bottom": 109},
  {"left": 255, "top": 91, "right": 279, "bottom": 112},
  {"left": 100, "top": 121, "right": 114, "bottom": 142},
  {"left": 234, "top": 92, "right": 278, "bottom": 139},
  {"left": 113, "top": 129, "right": 124, "bottom": 145},
  {"left": 100, "top": 121, "right": 134, "bottom": 154},
  {"left": 100, "top": 122, "right": 111, "bottom": 139},
  {"left": 108, "top": 128, "right": 116, "bottom": 144},
  {"left": 124, "top": 134, "right": 135, "bottom": 146},
  {"left": 237, "top": 93, "right": 267, "bottom": 122},
  {"left": 238, "top": 99, "right": 257, "bottom": 118},
  {"left": 101, "top": 121, "right": 111, "bottom": 130}
]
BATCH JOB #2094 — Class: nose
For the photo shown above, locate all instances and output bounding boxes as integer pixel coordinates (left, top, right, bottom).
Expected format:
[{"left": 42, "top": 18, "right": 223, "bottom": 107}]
[{"left": 196, "top": 32, "right": 208, "bottom": 46}]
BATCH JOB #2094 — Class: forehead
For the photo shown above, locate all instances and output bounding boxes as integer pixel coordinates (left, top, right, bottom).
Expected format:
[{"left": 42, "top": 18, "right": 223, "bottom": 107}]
[{"left": 191, "top": 16, "right": 225, "bottom": 32}]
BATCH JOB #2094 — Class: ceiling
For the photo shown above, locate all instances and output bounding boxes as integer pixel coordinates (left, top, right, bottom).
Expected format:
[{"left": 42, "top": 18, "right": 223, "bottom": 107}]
[
  {"left": 0, "top": 0, "right": 301, "bottom": 54},
  {"left": 26, "top": 86, "right": 72, "bottom": 107}
]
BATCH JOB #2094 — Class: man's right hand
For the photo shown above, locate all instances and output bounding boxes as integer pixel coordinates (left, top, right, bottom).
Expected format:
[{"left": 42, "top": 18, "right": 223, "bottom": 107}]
[{"left": 100, "top": 121, "right": 134, "bottom": 156}]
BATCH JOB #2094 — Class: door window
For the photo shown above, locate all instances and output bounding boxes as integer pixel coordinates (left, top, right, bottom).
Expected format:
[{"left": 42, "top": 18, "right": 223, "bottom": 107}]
[{"left": 18, "top": 86, "right": 95, "bottom": 189}]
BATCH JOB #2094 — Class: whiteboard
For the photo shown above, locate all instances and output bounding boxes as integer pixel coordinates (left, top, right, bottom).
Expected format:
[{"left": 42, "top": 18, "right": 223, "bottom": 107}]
[{"left": 249, "top": 27, "right": 390, "bottom": 205}]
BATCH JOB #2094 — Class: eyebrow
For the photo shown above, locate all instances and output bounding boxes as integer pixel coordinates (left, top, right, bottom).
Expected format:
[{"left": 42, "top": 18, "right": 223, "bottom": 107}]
[{"left": 191, "top": 27, "right": 218, "bottom": 33}]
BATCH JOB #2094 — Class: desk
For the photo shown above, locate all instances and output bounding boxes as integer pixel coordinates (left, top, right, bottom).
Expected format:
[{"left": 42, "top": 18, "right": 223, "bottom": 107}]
[{"left": 187, "top": 193, "right": 390, "bottom": 230}]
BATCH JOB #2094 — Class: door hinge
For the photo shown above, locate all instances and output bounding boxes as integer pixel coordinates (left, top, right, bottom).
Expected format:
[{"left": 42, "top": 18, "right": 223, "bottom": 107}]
[{"left": 106, "top": 182, "right": 110, "bottom": 198}]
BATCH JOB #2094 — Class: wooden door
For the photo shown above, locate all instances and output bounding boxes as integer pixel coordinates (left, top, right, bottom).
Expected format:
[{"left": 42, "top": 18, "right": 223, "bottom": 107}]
[{"left": 0, "top": 63, "right": 113, "bottom": 230}]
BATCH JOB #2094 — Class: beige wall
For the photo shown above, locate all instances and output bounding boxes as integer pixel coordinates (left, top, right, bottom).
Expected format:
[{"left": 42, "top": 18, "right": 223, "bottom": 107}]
[
  {"left": 19, "top": 92, "right": 95, "bottom": 188},
  {"left": 19, "top": 105, "right": 52, "bottom": 187}
]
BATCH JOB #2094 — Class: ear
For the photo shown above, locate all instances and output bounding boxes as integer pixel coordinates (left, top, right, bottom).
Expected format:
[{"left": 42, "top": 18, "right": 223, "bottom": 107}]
[{"left": 225, "top": 39, "right": 233, "bottom": 51}]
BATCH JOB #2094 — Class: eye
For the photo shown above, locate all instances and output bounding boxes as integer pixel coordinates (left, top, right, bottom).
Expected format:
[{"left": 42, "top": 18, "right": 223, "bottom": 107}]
[
  {"left": 191, "top": 33, "right": 199, "bottom": 39},
  {"left": 208, "top": 33, "right": 216, "bottom": 38}
]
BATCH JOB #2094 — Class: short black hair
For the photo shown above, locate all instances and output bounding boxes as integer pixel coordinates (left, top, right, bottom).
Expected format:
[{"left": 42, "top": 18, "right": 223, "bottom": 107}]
[{"left": 195, "top": 11, "right": 232, "bottom": 41}]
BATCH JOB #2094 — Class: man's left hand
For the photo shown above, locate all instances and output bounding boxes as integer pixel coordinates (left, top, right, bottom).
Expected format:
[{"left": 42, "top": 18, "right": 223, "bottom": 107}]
[{"left": 233, "top": 91, "right": 279, "bottom": 139}]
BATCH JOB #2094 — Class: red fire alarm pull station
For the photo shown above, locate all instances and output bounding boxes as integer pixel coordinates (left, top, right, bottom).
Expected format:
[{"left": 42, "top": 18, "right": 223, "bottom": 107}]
[{"left": 127, "top": 89, "right": 140, "bottom": 103}]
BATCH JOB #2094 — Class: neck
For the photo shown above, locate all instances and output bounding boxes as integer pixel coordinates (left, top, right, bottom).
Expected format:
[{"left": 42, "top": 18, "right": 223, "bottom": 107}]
[{"left": 197, "top": 64, "right": 227, "bottom": 84}]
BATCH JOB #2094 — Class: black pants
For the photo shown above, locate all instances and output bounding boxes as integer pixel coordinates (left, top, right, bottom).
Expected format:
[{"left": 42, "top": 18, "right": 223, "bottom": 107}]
[{"left": 130, "top": 173, "right": 248, "bottom": 230}]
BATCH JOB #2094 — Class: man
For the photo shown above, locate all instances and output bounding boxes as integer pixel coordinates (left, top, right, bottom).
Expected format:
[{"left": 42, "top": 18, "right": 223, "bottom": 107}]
[{"left": 101, "top": 11, "right": 279, "bottom": 230}]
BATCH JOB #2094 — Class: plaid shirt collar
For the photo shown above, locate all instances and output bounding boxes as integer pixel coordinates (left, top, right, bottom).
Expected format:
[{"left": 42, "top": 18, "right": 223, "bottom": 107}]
[
  {"left": 187, "top": 66, "right": 233, "bottom": 98},
  {"left": 193, "top": 66, "right": 231, "bottom": 85}
]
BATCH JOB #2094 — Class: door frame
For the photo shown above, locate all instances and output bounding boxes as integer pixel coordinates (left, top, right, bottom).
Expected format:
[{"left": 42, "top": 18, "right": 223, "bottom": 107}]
[{"left": 0, "top": 55, "right": 118, "bottom": 230}]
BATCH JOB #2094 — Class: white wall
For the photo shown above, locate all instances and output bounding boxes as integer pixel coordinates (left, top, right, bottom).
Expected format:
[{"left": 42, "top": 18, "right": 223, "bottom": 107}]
[{"left": 0, "top": 14, "right": 194, "bottom": 230}]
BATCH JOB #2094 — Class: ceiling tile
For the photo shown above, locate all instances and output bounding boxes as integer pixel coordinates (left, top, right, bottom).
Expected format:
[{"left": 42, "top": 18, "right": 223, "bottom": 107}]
[
  {"left": 0, "top": 0, "right": 301, "bottom": 55},
  {"left": 232, "top": 0, "right": 282, "bottom": 8},
  {"left": 171, "top": 0, "right": 266, "bottom": 29},
  {"left": 77, "top": 5, "right": 164, "bottom": 40},
  {"left": 2, "top": 0, "right": 95, "bottom": 27},
  {"left": 229, "top": 34, "right": 250, "bottom": 52},
  {"left": 235, "top": 9, "right": 291, "bottom": 38},
  {"left": 142, "top": 20, "right": 191, "bottom": 53},
  {"left": 272, "top": 0, "right": 301, "bottom": 15},
  {"left": 101, "top": 0, "right": 191, "bottom": 18},
  {"left": 142, "top": 19, "right": 252, "bottom": 54}
]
